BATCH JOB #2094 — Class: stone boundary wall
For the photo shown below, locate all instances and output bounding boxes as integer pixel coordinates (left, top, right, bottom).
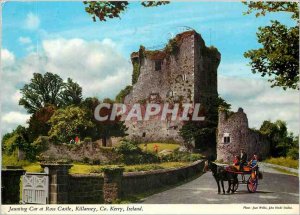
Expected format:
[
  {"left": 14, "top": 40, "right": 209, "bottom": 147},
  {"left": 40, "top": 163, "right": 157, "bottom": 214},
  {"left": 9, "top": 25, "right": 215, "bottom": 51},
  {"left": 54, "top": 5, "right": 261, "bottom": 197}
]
[
  {"left": 4, "top": 160, "right": 204, "bottom": 204},
  {"left": 1, "top": 168, "right": 25, "bottom": 204},
  {"left": 121, "top": 160, "right": 205, "bottom": 196},
  {"left": 68, "top": 174, "right": 104, "bottom": 204},
  {"left": 66, "top": 160, "right": 204, "bottom": 203}
]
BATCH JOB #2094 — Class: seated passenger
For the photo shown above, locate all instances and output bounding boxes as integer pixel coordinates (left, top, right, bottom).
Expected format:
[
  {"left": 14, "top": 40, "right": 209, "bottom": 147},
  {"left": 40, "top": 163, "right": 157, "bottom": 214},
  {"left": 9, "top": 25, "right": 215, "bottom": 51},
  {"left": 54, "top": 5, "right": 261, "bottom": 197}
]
[
  {"left": 233, "top": 155, "right": 240, "bottom": 166},
  {"left": 248, "top": 154, "right": 258, "bottom": 168}
]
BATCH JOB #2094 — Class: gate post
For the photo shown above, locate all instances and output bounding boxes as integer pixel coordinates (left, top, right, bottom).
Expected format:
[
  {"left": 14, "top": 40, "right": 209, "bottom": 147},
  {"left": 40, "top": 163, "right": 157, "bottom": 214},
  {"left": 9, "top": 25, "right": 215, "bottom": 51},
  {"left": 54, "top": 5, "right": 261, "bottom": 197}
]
[
  {"left": 102, "top": 167, "right": 124, "bottom": 203},
  {"left": 1, "top": 167, "right": 26, "bottom": 204},
  {"left": 41, "top": 163, "right": 72, "bottom": 204}
]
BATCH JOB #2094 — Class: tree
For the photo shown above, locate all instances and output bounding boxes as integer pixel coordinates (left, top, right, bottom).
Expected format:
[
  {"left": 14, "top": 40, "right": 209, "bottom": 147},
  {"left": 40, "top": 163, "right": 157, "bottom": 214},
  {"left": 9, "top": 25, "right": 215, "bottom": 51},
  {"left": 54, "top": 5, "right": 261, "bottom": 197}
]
[
  {"left": 3, "top": 126, "right": 37, "bottom": 161},
  {"left": 217, "top": 96, "right": 231, "bottom": 111},
  {"left": 61, "top": 78, "right": 83, "bottom": 106},
  {"left": 27, "top": 105, "right": 56, "bottom": 142},
  {"left": 259, "top": 120, "right": 295, "bottom": 157},
  {"left": 48, "top": 106, "right": 94, "bottom": 143},
  {"left": 83, "top": 1, "right": 169, "bottom": 22},
  {"left": 243, "top": 2, "right": 299, "bottom": 90},
  {"left": 19, "top": 73, "right": 64, "bottom": 113},
  {"left": 115, "top": 85, "right": 132, "bottom": 103},
  {"left": 19, "top": 72, "right": 83, "bottom": 113},
  {"left": 80, "top": 97, "right": 127, "bottom": 146},
  {"left": 180, "top": 96, "right": 231, "bottom": 151}
]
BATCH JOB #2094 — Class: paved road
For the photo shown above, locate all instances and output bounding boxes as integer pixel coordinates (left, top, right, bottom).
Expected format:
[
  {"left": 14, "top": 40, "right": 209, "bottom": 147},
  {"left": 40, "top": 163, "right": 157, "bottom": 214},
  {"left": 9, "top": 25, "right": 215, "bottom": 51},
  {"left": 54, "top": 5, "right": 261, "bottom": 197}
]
[{"left": 142, "top": 171, "right": 299, "bottom": 204}]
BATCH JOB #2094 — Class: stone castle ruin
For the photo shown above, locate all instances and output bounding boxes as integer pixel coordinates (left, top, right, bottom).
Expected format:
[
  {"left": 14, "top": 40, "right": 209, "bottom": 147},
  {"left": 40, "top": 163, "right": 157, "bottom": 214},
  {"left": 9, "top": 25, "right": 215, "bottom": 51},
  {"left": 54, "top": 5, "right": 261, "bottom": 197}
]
[
  {"left": 124, "top": 30, "right": 221, "bottom": 143},
  {"left": 217, "top": 108, "right": 270, "bottom": 162},
  {"left": 121, "top": 30, "right": 270, "bottom": 160}
]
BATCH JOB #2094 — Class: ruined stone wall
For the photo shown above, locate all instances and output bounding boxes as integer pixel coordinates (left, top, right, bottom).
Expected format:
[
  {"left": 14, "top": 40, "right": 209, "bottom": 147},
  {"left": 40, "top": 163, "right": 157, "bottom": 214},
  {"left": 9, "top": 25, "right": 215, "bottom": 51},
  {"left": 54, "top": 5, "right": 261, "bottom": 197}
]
[
  {"left": 193, "top": 34, "right": 220, "bottom": 105},
  {"left": 39, "top": 142, "right": 117, "bottom": 163},
  {"left": 217, "top": 108, "right": 270, "bottom": 163},
  {"left": 124, "top": 31, "right": 220, "bottom": 143}
]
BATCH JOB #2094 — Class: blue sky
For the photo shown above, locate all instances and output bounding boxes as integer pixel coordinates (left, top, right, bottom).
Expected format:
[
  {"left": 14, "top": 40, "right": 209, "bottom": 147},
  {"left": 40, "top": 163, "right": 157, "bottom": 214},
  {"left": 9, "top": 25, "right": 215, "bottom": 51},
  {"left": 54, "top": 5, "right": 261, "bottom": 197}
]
[{"left": 1, "top": 1, "right": 299, "bottom": 134}]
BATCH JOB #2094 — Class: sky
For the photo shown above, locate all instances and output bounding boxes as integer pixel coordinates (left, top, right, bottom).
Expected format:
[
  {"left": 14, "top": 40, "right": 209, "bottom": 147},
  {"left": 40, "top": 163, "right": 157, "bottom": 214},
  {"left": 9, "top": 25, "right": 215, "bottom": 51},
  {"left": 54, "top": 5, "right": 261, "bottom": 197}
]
[{"left": 1, "top": 1, "right": 299, "bottom": 135}]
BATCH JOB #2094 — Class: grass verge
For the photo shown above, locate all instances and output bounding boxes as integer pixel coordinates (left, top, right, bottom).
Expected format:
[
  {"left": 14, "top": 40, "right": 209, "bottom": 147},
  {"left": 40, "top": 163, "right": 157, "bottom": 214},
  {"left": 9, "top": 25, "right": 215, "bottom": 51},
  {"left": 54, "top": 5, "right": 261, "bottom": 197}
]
[
  {"left": 264, "top": 157, "right": 299, "bottom": 169},
  {"left": 271, "top": 167, "right": 299, "bottom": 177},
  {"left": 138, "top": 143, "right": 180, "bottom": 153}
]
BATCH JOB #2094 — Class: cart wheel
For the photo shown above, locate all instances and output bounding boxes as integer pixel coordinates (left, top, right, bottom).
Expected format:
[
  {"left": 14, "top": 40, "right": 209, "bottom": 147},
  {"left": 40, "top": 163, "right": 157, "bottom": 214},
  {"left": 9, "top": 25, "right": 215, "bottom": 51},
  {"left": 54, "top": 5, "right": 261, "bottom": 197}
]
[{"left": 247, "top": 177, "right": 258, "bottom": 193}]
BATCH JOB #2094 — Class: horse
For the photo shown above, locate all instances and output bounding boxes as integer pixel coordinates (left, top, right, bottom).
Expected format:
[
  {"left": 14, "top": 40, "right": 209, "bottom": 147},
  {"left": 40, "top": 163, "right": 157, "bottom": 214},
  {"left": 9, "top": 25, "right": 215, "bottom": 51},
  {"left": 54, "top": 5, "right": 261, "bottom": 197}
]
[{"left": 204, "top": 160, "right": 238, "bottom": 194}]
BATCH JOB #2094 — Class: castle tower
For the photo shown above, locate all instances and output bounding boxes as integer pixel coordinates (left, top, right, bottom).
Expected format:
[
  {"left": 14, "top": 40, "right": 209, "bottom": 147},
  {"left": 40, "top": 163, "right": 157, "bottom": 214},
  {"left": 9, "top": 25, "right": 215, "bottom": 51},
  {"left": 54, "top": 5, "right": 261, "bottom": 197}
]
[
  {"left": 217, "top": 108, "right": 270, "bottom": 162},
  {"left": 124, "top": 30, "right": 221, "bottom": 143}
]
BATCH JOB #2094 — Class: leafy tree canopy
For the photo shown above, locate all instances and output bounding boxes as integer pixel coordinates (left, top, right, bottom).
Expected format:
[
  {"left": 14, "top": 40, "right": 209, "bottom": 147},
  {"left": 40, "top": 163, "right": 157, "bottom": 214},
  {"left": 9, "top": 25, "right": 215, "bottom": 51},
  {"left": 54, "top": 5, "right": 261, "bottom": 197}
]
[
  {"left": 179, "top": 96, "right": 231, "bottom": 151},
  {"left": 48, "top": 106, "right": 94, "bottom": 143},
  {"left": 259, "top": 120, "right": 297, "bottom": 158},
  {"left": 19, "top": 72, "right": 83, "bottom": 113},
  {"left": 84, "top": 1, "right": 169, "bottom": 22},
  {"left": 115, "top": 85, "right": 132, "bottom": 103},
  {"left": 243, "top": 2, "right": 299, "bottom": 90},
  {"left": 81, "top": 97, "right": 127, "bottom": 146},
  {"left": 61, "top": 78, "right": 83, "bottom": 106},
  {"left": 27, "top": 105, "right": 56, "bottom": 142}
]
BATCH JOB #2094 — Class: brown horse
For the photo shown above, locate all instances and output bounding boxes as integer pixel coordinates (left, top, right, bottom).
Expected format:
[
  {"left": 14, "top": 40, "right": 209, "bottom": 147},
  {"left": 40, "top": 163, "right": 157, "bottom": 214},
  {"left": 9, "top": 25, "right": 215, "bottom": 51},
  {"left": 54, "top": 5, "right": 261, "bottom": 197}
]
[{"left": 204, "top": 160, "right": 238, "bottom": 194}]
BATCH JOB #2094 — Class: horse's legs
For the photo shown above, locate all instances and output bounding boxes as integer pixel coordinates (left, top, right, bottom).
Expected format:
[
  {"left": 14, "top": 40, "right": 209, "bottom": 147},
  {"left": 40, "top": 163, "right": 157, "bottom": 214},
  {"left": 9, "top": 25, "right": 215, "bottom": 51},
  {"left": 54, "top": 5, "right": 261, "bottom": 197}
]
[
  {"left": 221, "top": 180, "right": 225, "bottom": 194},
  {"left": 215, "top": 178, "right": 221, "bottom": 194},
  {"left": 227, "top": 180, "right": 231, "bottom": 193},
  {"left": 232, "top": 176, "right": 238, "bottom": 193}
]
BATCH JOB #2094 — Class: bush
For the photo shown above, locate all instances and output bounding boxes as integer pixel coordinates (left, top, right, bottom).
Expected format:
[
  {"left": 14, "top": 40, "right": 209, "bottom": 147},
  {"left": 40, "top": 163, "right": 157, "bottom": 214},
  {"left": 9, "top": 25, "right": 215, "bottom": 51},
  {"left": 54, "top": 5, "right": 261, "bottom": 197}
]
[
  {"left": 161, "top": 151, "right": 203, "bottom": 162},
  {"left": 116, "top": 140, "right": 159, "bottom": 165},
  {"left": 84, "top": 137, "right": 92, "bottom": 143},
  {"left": 116, "top": 140, "right": 141, "bottom": 154},
  {"left": 287, "top": 147, "right": 299, "bottom": 160},
  {"left": 264, "top": 157, "right": 299, "bottom": 169},
  {"left": 32, "top": 136, "right": 49, "bottom": 154},
  {"left": 2, "top": 153, "right": 31, "bottom": 167},
  {"left": 83, "top": 157, "right": 90, "bottom": 164}
]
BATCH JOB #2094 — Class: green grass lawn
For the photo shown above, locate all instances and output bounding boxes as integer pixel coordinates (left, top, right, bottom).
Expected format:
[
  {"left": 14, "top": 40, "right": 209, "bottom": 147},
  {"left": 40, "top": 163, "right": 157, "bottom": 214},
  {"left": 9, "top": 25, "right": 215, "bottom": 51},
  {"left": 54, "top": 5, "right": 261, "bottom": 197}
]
[
  {"left": 70, "top": 161, "right": 190, "bottom": 174},
  {"left": 16, "top": 161, "right": 190, "bottom": 175},
  {"left": 138, "top": 143, "right": 180, "bottom": 153},
  {"left": 264, "top": 157, "right": 299, "bottom": 169},
  {"left": 2, "top": 153, "right": 32, "bottom": 167}
]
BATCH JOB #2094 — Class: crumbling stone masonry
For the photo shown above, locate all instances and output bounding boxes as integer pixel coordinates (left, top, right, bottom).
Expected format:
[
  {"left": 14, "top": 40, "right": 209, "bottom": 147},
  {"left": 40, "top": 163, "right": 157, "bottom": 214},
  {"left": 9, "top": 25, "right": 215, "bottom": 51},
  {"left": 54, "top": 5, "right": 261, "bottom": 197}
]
[
  {"left": 217, "top": 108, "right": 270, "bottom": 163},
  {"left": 124, "top": 30, "right": 221, "bottom": 143}
]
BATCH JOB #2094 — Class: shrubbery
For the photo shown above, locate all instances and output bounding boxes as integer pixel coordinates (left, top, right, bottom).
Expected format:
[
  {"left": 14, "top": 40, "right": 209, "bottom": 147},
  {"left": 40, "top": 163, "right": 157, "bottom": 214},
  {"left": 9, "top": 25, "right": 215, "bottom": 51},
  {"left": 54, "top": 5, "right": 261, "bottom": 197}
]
[
  {"left": 115, "top": 140, "right": 160, "bottom": 165},
  {"left": 287, "top": 148, "right": 299, "bottom": 160},
  {"left": 265, "top": 157, "right": 299, "bottom": 169},
  {"left": 160, "top": 150, "right": 203, "bottom": 162}
]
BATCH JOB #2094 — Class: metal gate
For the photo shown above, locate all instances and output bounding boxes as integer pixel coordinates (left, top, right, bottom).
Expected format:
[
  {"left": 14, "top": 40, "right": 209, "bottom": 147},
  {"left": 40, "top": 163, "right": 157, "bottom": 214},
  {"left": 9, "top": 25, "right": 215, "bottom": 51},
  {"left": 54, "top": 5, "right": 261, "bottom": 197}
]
[{"left": 22, "top": 169, "right": 49, "bottom": 204}]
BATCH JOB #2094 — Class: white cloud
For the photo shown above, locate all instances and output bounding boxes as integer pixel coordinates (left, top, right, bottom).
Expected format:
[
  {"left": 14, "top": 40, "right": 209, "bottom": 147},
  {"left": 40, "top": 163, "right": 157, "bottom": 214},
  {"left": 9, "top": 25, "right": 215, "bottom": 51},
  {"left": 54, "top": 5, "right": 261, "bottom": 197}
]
[
  {"left": 24, "top": 12, "right": 40, "bottom": 30},
  {"left": 1, "top": 112, "right": 30, "bottom": 125},
  {"left": 18, "top": 36, "right": 32, "bottom": 44},
  {"left": 1, "top": 49, "right": 15, "bottom": 67},
  {"left": 1, "top": 38, "right": 132, "bottom": 134},
  {"left": 41, "top": 38, "right": 131, "bottom": 98},
  {"left": 218, "top": 62, "right": 252, "bottom": 77},
  {"left": 219, "top": 75, "right": 299, "bottom": 134}
]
